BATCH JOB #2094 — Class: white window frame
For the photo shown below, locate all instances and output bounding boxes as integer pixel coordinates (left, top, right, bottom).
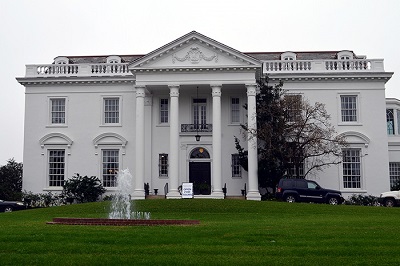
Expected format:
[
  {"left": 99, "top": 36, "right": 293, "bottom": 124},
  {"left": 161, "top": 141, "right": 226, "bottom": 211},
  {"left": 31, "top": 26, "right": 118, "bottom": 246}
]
[
  {"left": 285, "top": 94, "right": 303, "bottom": 123},
  {"left": 47, "top": 149, "right": 66, "bottom": 188},
  {"left": 107, "top": 56, "right": 121, "bottom": 64},
  {"left": 337, "top": 51, "right": 354, "bottom": 60},
  {"left": 338, "top": 93, "right": 361, "bottom": 125},
  {"left": 387, "top": 109, "right": 395, "bottom": 135},
  {"left": 389, "top": 162, "right": 400, "bottom": 189},
  {"left": 159, "top": 98, "right": 169, "bottom": 124},
  {"left": 101, "top": 96, "right": 122, "bottom": 126},
  {"left": 231, "top": 154, "right": 242, "bottom": 178},
  {"left": 281, "top": 52, "right": 297, "bottom": 61},
  {"left": 159, "top": 153, "right": 169, "bottom": 177},
  {"left": 101, "top": 149, "right": 120, "bottom": 188},
  {"left": 47, "top": 97, "right": 68, "bottom": 127},
  {"left": 342, "top": 148, "right": 363, "bottom": 190},
  {"left": 230, "top": 97, "right": 241, "bottom": 124}
]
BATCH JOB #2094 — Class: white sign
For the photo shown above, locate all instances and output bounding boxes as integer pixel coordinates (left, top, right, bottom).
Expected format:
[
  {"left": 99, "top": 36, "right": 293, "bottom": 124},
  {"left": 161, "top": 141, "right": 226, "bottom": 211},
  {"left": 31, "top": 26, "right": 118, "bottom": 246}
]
[{"left": 181, "top": 182, "right": 193, "bottom": 199}]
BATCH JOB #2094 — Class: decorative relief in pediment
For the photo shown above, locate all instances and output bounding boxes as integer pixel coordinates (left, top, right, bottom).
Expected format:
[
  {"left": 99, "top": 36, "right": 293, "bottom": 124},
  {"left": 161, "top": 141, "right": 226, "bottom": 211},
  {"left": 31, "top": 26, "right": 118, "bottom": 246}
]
[{"left": 172, "top": 46, "right": 218, "bottom": 64}]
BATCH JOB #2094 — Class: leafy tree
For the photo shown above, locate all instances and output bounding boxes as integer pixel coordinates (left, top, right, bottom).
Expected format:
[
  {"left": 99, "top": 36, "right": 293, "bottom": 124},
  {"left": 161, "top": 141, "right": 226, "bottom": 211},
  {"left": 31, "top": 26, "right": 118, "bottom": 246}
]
[
  {"left": 0, "top": 159, "right": 23, "bottom": 200},
  {"left": 235, "top": 76, "right": 347, "bottom": 191},
  {"left": 62, "top": 174, "right": 106, "bottom": 203}
]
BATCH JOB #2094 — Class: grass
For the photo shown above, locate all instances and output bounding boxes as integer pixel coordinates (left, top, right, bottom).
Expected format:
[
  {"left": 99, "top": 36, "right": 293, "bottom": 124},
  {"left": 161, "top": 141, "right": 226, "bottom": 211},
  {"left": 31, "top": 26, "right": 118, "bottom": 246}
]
[{"left": 1, "top": 200, "right": 400, "bottom": 265}]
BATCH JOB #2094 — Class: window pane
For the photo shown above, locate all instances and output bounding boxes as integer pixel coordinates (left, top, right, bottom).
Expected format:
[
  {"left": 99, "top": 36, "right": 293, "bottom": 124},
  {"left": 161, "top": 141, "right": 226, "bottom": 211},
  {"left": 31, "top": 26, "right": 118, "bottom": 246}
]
[
  {"left": 389, "top": 162, "right": 400, "bottom": 189},
  {"left": 231, "top": 98, "right": 240, "bottom": 123},
  {"left": 104, "top": 98, "right": 119, "bottom": 124},
  {"left": 51, "top": 98, "right": 65, "bottom": 124},
  {"left": 102, "top": 150, "right": 119, "bottom": 187},
  {"left": 285, "top": 95, "right": 302, "bottom": 122},
  {"left": 159, "top": 154, "right": 168, "bottom": 176},
  {"left": 232, "top": 154, "right": 241, "bottom": 177},
  {"left": 387, "top": 109, "right": 395, "bottom": 135},
  {"left": 342, "top": 149, "right": 361, "bottom": 188},
  {"left": 341, "top": 96, "right": 357, "bottom": 122},
  {"left": 48, "top": 150, "right": 65, "bottom": 186},
  {"left": 160, "top": 99, "right": 169, "bottom": 124}
]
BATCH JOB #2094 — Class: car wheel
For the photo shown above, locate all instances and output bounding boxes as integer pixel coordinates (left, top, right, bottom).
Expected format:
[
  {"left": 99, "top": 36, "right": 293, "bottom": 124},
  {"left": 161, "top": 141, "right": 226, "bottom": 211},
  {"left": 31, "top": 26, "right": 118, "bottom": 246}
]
[
  {"left": 4, "top": 206, "right": 13, "bottom": 212},
  {"left": 285, "top": 195, "right": 296, "bottom": 203},
  {"left": 328, "top": 197, "right": 339, "bottom": 205},
  {"left": 384, "top": 198, "right": 396, "bottom": 207}
]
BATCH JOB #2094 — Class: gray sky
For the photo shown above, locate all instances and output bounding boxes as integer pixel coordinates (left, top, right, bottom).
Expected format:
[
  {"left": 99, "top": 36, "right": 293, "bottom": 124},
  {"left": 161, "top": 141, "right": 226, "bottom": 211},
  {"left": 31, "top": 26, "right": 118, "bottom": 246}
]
[{"left": 1, "top": 0, "right": 399, "bottom": 165}]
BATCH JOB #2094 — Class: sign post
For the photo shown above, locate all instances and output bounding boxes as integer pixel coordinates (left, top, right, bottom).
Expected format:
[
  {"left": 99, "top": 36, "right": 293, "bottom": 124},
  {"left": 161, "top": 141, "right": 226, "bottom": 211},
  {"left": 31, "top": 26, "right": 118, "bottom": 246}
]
[{"left": 181, "top": 182, "right": 193, "bottom": 199}]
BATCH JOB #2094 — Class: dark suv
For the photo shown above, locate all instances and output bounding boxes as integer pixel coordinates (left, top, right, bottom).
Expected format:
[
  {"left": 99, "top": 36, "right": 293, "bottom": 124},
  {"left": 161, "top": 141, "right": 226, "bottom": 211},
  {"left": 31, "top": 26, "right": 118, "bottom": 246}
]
[{"left": 276, "top": 179, "right": 344, "bottom": 205}]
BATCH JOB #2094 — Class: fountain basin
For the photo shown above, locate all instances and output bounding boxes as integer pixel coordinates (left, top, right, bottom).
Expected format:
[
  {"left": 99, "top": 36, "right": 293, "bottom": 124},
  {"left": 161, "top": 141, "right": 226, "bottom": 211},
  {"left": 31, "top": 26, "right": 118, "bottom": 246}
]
[{"left": 47, "top": 217, "right": 200, "bottom": 226}]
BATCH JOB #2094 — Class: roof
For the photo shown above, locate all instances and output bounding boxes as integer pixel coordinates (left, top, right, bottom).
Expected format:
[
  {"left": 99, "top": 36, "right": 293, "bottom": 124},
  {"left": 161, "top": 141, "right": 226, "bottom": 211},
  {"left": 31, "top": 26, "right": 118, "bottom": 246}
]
[{"left": 58, "top": 51, "right": 359, "bottom": 64}]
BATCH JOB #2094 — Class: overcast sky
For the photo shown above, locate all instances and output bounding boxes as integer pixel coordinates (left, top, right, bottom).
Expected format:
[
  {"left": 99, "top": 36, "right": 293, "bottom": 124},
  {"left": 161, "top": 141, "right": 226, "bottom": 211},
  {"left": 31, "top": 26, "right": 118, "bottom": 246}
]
[{"left": 0, "top": 0, "right": 399, "bottom": 165}]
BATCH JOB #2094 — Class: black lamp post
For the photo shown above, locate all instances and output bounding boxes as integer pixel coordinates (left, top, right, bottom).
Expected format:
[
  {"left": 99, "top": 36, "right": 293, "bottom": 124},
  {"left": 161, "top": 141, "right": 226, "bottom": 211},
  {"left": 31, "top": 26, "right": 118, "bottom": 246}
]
[{"left": 195, "top": 86, "right": 201, "bottom": 142}]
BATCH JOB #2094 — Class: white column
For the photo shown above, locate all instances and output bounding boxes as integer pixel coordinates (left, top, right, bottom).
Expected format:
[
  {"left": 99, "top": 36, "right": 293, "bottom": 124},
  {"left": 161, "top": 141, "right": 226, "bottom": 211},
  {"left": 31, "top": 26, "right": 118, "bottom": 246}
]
[
  {"left": 211, "top": 85, "right": 224, "bottom": 199},
  {"left": 246, "top": 84, "right": 261, "bottom": 201},
  {"left": 167, "top": 85, "right": 181, "bottom": 199},
  {"left": 133, "top": 85, "right": 146, "bottom": 199}
]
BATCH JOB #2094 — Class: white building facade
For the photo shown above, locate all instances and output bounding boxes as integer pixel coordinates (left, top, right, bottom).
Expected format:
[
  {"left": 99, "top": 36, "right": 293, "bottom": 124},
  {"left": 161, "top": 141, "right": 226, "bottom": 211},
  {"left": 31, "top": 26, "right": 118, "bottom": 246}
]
[{"left": 17, "top": 31, "right": 394, "bottom": 200}]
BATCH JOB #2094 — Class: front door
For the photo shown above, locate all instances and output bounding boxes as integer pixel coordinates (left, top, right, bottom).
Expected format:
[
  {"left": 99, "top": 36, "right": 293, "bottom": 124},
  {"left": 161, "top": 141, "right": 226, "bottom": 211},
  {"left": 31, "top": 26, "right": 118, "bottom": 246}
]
[{"left": 189, "top": 162, "right": 211, "bottom": 195}]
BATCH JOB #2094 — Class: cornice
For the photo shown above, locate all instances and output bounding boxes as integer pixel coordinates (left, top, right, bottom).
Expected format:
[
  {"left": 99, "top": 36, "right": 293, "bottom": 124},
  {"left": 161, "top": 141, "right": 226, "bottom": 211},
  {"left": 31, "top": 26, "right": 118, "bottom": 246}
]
[
  {"left": 132, "top": 66, "right": 259, "bottom": 74},
  {"left": 267, "top": 72, "right": 393, "bottom": 83},
  {"left": 16, "top": 76, "right": 136, "bottom": 86}
]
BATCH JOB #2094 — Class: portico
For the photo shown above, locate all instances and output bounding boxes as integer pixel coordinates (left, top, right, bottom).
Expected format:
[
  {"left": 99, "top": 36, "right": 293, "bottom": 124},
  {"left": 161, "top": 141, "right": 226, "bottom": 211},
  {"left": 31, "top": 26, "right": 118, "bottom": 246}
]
[{"left": 129, "top": 31, "right": 262, "bottom": 200}]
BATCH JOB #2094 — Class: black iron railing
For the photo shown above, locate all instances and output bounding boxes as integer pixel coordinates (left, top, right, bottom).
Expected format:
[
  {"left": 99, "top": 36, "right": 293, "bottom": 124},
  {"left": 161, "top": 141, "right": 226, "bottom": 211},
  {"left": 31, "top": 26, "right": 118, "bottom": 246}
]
[{"left": 181, "top": 124, "right": 213, "bottom": 132}]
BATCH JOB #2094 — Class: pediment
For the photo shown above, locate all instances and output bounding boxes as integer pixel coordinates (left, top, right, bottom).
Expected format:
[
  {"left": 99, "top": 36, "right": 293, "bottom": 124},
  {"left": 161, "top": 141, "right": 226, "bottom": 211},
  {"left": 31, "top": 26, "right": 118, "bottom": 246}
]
[{"left": 129, "top": 31, "right": 261, "bottom": 71}]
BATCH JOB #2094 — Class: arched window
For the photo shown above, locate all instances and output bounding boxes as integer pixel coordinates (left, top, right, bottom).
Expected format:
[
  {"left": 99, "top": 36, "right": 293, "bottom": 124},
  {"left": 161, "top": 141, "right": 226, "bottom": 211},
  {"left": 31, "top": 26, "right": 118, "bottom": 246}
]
[
  {"left": 107, "top": 56, "right": 121, "bottom": 64},
  {"left": 190, "top": 147, "right": 210, "bottom": 159},
  {"left": 54, "top": 56, "right": 69, "bottom": 64}
]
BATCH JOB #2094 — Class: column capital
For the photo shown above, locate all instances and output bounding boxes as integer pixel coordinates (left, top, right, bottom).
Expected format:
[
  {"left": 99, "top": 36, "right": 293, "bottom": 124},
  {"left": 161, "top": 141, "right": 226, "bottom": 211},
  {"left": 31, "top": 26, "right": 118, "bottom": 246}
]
[
  {"left": 210, "top": 84, "right": 222, "bottom": 89},
  {"left": 135, "top": 86, "right": 145, "bottom": 98},
  {"left": 169, "top": 85, "right": 180, "bottom": 97},
  {"left": 246, "top": 83, "right": 258, "bottom": 97},
  {"left": 211, "top": 86, "right": 221, "bottom": 97},
  {"left": 168, "top": 84, "right": 180, "bottom": 89}
]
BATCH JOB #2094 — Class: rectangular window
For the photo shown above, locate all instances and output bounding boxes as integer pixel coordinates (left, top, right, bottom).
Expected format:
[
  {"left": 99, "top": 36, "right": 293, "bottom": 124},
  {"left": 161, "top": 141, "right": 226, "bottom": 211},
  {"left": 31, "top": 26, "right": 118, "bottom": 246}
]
[
  {"left": 285, "top": 95, "right": 302, "bottom": 122},
  {"left": 397, "top": 110, "right": 400, "bottom": 134},
  {"left": 389, "top": 162, "right": 400, "bottom": 189},
  {"left": 287, "top": 159, "right": 305, "bottom": 178},
  {"left": 193, "top": 98, "right": 207, "bottom": 129},
  {"left": 50, "top": 98, "right": 66, "bottom": 124},
  {"left": 387, "top": 109, "right": 395, "bottom": 135},
  {"left": 104, "top": 98, "right": 119, "bottom": 124},
  {"left": 48, "top": 150, "right": 65, "bottom": 186},
  {"left": 159, "top": 154, "right": 168, "bottom": 177},
  {"left": 160, "top": 99, "right": 169, "bottom": 124},
  {"left": 341, "top": 95, "right": 357, "bottom": 122},
  {"left": 102, "top": 150, "right": 119, "bottom": 187},
  {"left": 342, "top": 149, "right": 361, "bottom": 188},
  {"left": 231, "top": 97, "right": 240, "bottom": 123},
  {"left": 231, "top": 154, "right": 241, "bottom": 177}
]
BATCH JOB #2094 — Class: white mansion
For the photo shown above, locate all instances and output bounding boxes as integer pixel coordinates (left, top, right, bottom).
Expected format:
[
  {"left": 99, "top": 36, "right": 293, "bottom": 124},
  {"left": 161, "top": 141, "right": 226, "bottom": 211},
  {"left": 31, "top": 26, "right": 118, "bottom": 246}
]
[{"left": 17, "top": 31, "right": 396, "bottom": 200}]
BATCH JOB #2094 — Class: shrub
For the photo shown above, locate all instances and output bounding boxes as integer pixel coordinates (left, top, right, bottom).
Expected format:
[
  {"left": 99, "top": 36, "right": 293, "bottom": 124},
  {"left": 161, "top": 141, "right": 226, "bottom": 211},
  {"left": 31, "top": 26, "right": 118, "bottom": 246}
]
[
  {"left": 62, "top": 174, "right": 106, "bottom": 203},
  {"left": 22, "top": 191, "right": 65, "bottom": 208},
  {"left": 345, "top": 194, "right": 379, "bottom": 206},
  {"left": 391, "top": 179, "right": 400, "bottom": 191}
]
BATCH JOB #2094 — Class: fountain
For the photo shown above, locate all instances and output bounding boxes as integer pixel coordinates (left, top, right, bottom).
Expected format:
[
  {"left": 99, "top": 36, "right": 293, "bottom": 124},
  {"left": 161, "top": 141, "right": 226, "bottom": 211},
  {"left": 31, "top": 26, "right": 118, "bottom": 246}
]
[
  {"left": 47, "top": 169, "right": 199, "bottom": 226},
  {"left": 108, "top": 169, "right": 151, "bottom": 220}
]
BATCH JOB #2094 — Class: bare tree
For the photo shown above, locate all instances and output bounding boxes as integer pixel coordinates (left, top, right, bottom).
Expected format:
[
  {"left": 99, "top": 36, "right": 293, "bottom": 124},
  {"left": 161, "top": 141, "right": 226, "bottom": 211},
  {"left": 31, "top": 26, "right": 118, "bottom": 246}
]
[{"left": 235, "top": 76, "right": 347, "bottom": 191}]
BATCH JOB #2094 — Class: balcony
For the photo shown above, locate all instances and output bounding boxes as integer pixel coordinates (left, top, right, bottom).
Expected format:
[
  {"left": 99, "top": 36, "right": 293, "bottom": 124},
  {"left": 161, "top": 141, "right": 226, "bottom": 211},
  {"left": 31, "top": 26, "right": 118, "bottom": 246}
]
[
  {"left": 25, "top": 63, "right": 132, "bottom": 78},
  {"left": 263, "top": 59, "right": 385, "bottom": 74},
  {"left": 181, "top": 124, "right": 213, "bottom": 133}
]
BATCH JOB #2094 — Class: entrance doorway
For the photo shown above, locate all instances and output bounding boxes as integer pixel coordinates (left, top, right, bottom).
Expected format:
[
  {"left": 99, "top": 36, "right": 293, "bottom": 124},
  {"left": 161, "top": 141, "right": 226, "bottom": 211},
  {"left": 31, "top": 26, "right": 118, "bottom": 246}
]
[{"left": 189, "top": 147, "right": 211, "bottom": 195}]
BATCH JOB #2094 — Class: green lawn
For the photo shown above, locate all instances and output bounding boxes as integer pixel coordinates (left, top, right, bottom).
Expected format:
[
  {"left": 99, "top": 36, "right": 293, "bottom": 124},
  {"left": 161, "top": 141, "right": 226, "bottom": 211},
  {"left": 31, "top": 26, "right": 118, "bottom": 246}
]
[{"left": 1, "top": 200, "right": 400, "bottom": 265}]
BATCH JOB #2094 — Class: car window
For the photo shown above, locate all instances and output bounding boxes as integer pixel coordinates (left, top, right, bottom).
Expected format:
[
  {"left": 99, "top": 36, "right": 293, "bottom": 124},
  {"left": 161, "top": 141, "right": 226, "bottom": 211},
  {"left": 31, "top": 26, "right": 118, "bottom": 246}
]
[
  {"left": 295, "top": 180, "right": 307, "bottom": 188},
  {"left": 307, "top": 181, "right": 318, "bottom": 189},
  {"left": 282, "top": 180, "right": 293, "bottom": 188}
]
